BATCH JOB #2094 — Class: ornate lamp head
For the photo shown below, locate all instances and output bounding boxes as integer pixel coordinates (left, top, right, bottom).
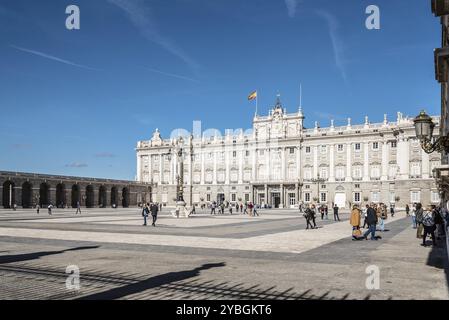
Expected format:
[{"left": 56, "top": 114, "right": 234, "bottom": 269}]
[{"left": 413, "top": 110, "right": 434, "bottom": 142}]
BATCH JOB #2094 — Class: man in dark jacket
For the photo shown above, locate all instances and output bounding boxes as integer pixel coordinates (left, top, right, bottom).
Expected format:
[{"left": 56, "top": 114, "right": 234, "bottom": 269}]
[
  {"left": 363, "top": 204, "right": 378, "bottom": 240},
  {"left": 333, "top": 204, "right": 340, "bottom": 221},
  {"left": 150, "top": 203, "right": 159, "bottom": 227}
]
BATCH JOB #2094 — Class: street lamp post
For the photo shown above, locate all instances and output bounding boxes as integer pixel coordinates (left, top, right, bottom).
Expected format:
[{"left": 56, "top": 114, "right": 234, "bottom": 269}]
[
  {"left": 413, "top": 110, "right": 449, "bottom": 153},
  {"left": 311, "top": 173, "right": 325, "bottom": 204}
]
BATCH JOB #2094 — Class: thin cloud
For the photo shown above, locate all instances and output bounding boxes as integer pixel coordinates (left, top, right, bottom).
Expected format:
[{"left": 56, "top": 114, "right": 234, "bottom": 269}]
[
  {"left": 317, "top": 11, "right": 347, "bottom": 82},
  {"left": 285, "top": 0, "right": 300, "bottom": 18},
  {"left": 95, "top": 152, "right": 116, "bottom": 158},
  {"left": 11, "top": 143, "right": 32, "bottom": 150},
  {"left": 144, "top": 67, "right": 199, "bottom": 83},
  {"left": 10, "top": 45, "right": 98, "bottom": 71},
  {"left": 107, "top": 0, "right": 200, "bottom": 73},
  {"left": 65, "top": 162, "right": 88, "bottom": 168}
]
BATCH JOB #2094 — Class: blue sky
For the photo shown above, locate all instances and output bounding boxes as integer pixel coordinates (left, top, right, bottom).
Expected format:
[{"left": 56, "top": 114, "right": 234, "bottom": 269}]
[{"left": 0, "top": 0, "right": 441, "bottom": 180}]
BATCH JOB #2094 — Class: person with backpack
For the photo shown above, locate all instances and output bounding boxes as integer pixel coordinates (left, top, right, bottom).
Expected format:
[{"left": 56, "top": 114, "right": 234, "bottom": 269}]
[{"left": 422, "top": 206, "right": 436, "bottom": 247}]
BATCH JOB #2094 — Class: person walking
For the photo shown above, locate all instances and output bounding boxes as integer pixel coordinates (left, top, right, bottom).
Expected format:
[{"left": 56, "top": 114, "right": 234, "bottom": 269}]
[
  {"left": 333, "top": 204, "right": 340, "bottom": 221},
  {"left": 405, "top": 204, "right": 410, "bottom": 217},
  {"left": 36, "top": 204, "right": 40, "bottom": 214},
  {"left": 48, "top": 204, "right": 53, "bottom": 215},
  {"left": 320, "top": 205, "right": 325, "bottom": 220},
  {"left": 411, "top": 203, "right": 417, "bottom": 228},
  {"left": 350, "top": 205, "right": 362, "bottom": 240},
  {"left": 325, "top": 205, "right": 329, "bottom": 220},
  {"left": 150, "top": 202, "right": 159, "bottom": 227},
  {"left": 253, "top": 206, "right": 259, "bottom": 217},
  {"left": 142, "top": 204, "right": 149, "bottom": 226},
  {"left": 390, "top": 204, "right": 395, "bottom": 218},
  {"left": 310, "top": 204, "right": 317, "bottom": 229},
  {"left": 416, "top": 203, "right": 424, "bottom": 239},
  {"left": 363, "top": 204, "right": 378, "bottom": 240},
  {"left": 211, "top": 202, "right": 216, "bottom": 215},
  {"left": 422, "top": 206, "right": 436, "bottom": 247},
  {"left": 75, "top": 201, "right": 81, "bottom": 215}
]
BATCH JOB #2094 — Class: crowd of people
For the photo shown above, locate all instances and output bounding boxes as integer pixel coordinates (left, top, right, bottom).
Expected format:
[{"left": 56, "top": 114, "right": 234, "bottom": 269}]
[{"left": 208, "top": 201, "right": 259, "bottom": 216}]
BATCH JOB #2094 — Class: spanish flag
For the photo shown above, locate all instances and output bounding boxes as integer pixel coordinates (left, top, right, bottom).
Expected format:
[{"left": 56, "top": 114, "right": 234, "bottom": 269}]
[{"left": 248, "top": 91, "right": 257, "bottom": 101}]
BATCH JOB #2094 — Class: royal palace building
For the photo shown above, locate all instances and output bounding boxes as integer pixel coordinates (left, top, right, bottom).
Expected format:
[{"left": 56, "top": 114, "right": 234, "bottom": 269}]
[{"left": 136, "top": 96, "right": 441, "bottom": 209}]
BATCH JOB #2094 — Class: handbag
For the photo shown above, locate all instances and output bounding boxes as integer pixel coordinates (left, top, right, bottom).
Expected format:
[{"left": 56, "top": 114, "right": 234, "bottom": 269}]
[{"left": 353, "top": 228, "right": 362, "bottom": 237}]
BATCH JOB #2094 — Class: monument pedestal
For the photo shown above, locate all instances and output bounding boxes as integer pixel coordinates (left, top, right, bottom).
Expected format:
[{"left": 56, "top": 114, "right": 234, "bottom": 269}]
[{"left": 171, "top": 200, "right": 191, "bottom": 218}]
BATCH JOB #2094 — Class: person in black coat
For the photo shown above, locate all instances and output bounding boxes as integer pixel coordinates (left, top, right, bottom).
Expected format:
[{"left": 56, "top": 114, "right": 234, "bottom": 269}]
[
  {"left": 150, "top": 203, "right": 159, "bottom": 227},
  {"left": 363, "top": 204, "right": 378, "bottom": 240},
  {"left": 333, "top": 204, "right": 340, "bottom": 221}
]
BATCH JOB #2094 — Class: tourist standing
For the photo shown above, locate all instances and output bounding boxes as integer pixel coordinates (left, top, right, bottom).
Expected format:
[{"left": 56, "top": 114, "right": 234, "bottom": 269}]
[
  {"left": 142, "top": 204, "right": 149, "bottom": 226},
  {"left": 76, "top": 201, "right": 81, "bottom": 215},
  {"left": 362, "top": 204, "right": 368, "bottom": 228},
  {"left": 48, "top": 204, "right": 53, "bottom": 215},
  {"left": 411, "top": 204, "right": 417, "bottom": 229},
  {"left": 416, "top": 203, "right": 424, "bottom": 239},
  {"left": 390, "top": 204, "right": 395, "bottom": 218},
  {"left": 310, "top": 204, "right": 317, "bottom": 229},
  {"left": 211, "top": 202, "right": 216, "bottom": 215},
  {"left": 304, "top": 206, "right": 315, "bottom": 230},
  {"left": 350, "top": 205, "right": 362, "bottom": 240},
  {"left": 363, "top": 204, "right": 378, "bottom": 240},
  {"left": 150, "top": 202, "right": 159, "bottom": 227},
  {"left": 36, "top": 204, "right": 40, "bottom": 214},
  {"left": 333, "top": 204, "right": 340, "bottom": 222},
  {"left": 405, "top": 204, "right": 410, "bottom": 217},
  {"left": 422, "top": 206, "right": 436, "bottom": 247}
]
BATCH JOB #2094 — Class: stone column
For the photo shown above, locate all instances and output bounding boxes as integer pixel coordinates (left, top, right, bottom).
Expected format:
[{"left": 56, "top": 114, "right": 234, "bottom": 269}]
[
  {"left": 213, "top": 151, "right": 217, "bottom": 184},
  {"left": 225, "top": 150, "right": 230, "bottom": 185},
  {"left": 266, "top": 149, "right": 270, "bottom": 180},
  {"left": 264, "top": 184, "right": 268, "bottom": 206},
  {"left": 295, "top": 183, "right": 299, "bottom": 205},
  {"left": 329, "top": 144, "right": 335, "bottom": 182},
  {"left": 422, "top": 149, "right": 430, "bottom": 179},
  {"left": 296, "top": 146, "right": 301, "bottom": 181},
  {"left": 398, "top": 137, "right": 410, "bottom": 179},
  {"left": 363, "top": 142, "right": 370, "bottom": 181},
  {"left": 280, "top": 184, "right": 284, "bottom": 208},
  {"left": 201, "top": 151, "right": 205, "bottom": 184},
  {"left": 281, "top": 148, "right": 286, "bottom": 181},
  {"left": 148, "top": 155, "right": 152, "bottom": 183},
  {"left": 137, "top": 155, "right": 142, "bottom": 182},
  {"left": 381, "top": 141, "right": 388, "bottom": 181},
  {"left": 238, "top": 149, "right": 244, "bottom": 184},
  {"left": 159, "top": 153, "right": 163, "bottom": 183},
  {"left": 346, "top": 143, "right": 352, "bottom": 182},
  {"left": 313, "top": 145, "right": 318, "bottom": 178},
  {"left": 252, "top": 147, "right": 257, "bottom": 181}
]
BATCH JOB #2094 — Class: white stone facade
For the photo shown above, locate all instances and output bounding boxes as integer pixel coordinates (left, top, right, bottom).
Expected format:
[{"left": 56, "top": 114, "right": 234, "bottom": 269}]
[{"left": 136, "top": 97, "right": 441, "bottom": 209}]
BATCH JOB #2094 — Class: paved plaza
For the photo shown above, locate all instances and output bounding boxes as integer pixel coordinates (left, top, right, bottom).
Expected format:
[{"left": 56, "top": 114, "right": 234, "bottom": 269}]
[{"left": 0, "top": 208, "right": 448, "bottom": 300}]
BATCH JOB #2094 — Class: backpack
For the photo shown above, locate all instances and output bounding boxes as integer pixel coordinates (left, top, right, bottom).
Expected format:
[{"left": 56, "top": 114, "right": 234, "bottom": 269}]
[{"left": 422, "top": 212, "right": 434, "bottom": 227}]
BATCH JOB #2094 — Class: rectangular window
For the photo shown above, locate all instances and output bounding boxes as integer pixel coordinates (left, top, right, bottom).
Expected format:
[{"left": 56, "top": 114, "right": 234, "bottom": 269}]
[
  {"left": 245, "top": 194, "right": 250, "bottom": 202},
  {"left": 246, "top": 150, "right": 250, "bottom": 157},
  {"left": 305, "top": 146, "right": 311, "bottom": 154},
  {"left": 391, "top": 141, "right": 397, "bottom": 148},
  {"left": 354, "top": 192, "right": 361, "bottom": 203},
  {"left": 337, "top": 144, "right": 344, "bottom": 152},
  {"left": 320, "top": 192, "right": 327, "bottom": 203},
  {"left": 206, "top": 194, "right": 211, "bottom": 202},
  {"left": 354, "top": 143, "right": 361, "bottom": 151},
  {"left": 373, "top": 142, "right": 379, "bottom": 150},
  {"left": 233, "top": 151, "right": 237, "bottom": 158},
  {"left": 305, "top": 193, "right": 311, "bottom": 202},
  {"left": 431, "top": 191, "right": 440, "bottom": 203},
  {"left": 289, "top": 193, "right": 296, "bottom": 206},
  {"left": 410, "top": 191, "right": 421, "bottom": 203},
  {"left": 289, "top": 147, "right": 295, "bottom": 154},
  {"left": 231, "top": 194, "right": 236, "bottom": 202},
  {"left": 320, "top": 145, "right": 327, "bottom": 154}
]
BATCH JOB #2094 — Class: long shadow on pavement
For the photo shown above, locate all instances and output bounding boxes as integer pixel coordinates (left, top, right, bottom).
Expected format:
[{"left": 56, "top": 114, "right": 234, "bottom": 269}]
[{"left": 0, "top": 246, "right": 99, "bottom": 264}]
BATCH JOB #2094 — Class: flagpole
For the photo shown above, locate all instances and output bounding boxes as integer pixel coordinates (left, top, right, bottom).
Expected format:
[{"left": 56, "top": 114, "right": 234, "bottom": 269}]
[{"left": 255, "top": 90, "right": 258, "bottom": 117}]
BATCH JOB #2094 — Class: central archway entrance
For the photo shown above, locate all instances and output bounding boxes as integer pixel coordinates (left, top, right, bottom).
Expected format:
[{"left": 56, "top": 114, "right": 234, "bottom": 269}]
[
  {"left": 111, "top": 187, "right": 118, "bottom": 208},
  {"left": 2, "top": 181, "right": 15, "bottom": 208},
  {"left": 86, "top": 185, "right": 94, "bottom": 208},
  {"left": 122, "top": 187, "right": 129, "bottom": 208},
  {"left": 71, "top": 184, "right": 80, "bottom": 208},
  {"left": 98, "top": 186, "right": 107, "bottom": 208},
  {"left": 22, "top": 182, "right": 33, "bottom": 208},
  {"left": 39, "top": 183, "right": 50, "bottom": 207},
  {"left": 56, "top": 184, "right": 66, "bottom": 208}
]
